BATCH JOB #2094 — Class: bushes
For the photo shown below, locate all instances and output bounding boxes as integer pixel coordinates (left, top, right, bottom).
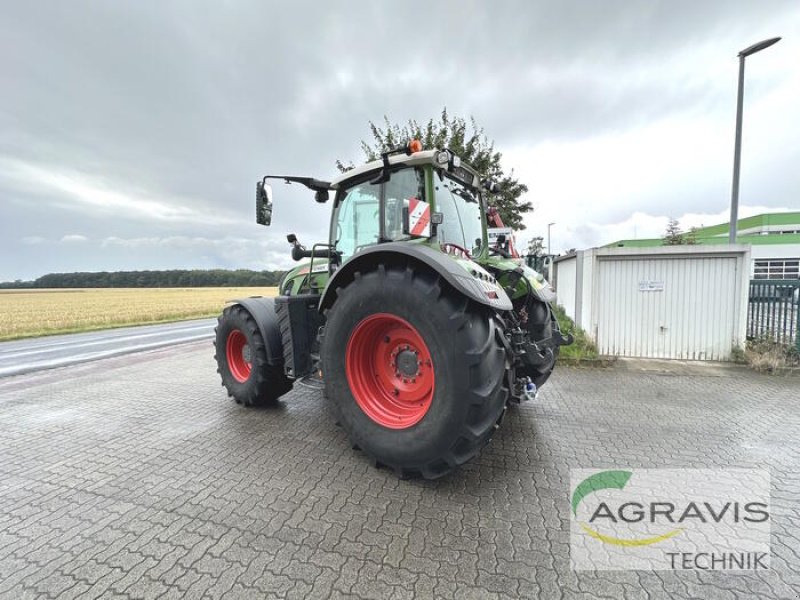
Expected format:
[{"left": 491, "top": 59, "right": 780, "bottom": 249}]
[
  {"left": 552, "top": 304, "right": 599, "bottom": 361},
  {"left": 743, "top": 337, "right": 800, "bottom": 373}
]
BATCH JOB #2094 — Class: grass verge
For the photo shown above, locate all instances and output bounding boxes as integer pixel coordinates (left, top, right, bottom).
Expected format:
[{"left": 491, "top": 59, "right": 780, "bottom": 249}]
[{"left": 552, "top": 304, "right": 601, "bottom": 363}]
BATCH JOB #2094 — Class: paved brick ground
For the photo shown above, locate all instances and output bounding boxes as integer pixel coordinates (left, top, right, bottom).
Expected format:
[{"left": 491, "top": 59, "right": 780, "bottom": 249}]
[{"left": 0, "top": 343, "right": 798, "bottom": 599}]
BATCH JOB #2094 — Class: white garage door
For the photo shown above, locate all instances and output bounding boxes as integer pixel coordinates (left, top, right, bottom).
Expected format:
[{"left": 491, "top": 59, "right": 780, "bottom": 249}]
[{"left": 594, "top": 256, "right": 739, "bottom": 360}]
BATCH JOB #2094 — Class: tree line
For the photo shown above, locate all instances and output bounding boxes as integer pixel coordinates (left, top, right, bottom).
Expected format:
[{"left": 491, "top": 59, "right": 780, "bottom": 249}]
[{"left": 0, "top": 269, "right": 286, "bottom": 289}]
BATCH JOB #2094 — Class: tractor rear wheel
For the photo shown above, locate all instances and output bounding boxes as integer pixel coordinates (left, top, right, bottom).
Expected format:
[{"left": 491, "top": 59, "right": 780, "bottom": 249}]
[
  {"left": 321, "top": 265, "right": 508, "bottom": 479},
  {"left": 215, "top": 305, "right": 292, "bottom": 406}
]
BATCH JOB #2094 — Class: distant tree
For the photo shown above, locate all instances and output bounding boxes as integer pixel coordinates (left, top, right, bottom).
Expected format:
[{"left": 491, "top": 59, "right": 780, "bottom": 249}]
[
  {"left": 526, "top": 236, "right": 545, "bottom": 257},
  {"left": 340, "top": 108, "right": 533, "bottom": 230},
  {"left": 0, "top": 279, "right": 32, "bottom": 289},
  {"left": 663, "top": 217, "right": 685, "bottom": 245},
  {"left": 663, "top": 218, "right": 700, "bottom": 246}
]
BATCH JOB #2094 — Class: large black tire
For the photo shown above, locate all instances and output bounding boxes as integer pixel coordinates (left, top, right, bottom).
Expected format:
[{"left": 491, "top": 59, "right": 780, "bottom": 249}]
[
  {"left": 214, "top": 305, "right": 292, "bottom": 407},
  {"left": 321, "top": 265, "right": 509, "bottom": 479}
]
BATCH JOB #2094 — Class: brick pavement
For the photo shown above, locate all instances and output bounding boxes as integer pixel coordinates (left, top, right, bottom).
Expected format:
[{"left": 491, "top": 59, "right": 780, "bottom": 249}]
[{"left": 0, "top": 343, "right": 798, "bottom": 598}]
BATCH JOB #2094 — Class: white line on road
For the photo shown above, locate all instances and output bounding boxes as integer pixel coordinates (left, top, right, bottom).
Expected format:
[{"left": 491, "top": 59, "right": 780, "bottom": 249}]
[
  {"left": 0, "top": 319, "right": 215, "bottom": 356},
  {"left": 0, "top": 333, "right": 213, "bottom": 378},
  {"left": 1, "top": 323, "right": 214, "bottom": 360}
]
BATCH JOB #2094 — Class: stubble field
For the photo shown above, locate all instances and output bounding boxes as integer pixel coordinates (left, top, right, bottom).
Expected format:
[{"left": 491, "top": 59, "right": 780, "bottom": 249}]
[{"left": 0, "top": 287, "right": 278, "bottom": 341}]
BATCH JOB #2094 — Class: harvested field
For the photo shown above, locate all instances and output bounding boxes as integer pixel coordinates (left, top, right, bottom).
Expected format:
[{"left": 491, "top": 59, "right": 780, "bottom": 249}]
[{"left": 0, "top": 287, "right": 277, "bottom": 340}]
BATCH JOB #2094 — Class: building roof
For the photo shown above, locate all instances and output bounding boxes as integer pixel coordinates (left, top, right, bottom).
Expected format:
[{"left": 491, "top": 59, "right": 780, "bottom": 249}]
[{"left": 608, "top": 212, "right": 800, "bottom": 248}]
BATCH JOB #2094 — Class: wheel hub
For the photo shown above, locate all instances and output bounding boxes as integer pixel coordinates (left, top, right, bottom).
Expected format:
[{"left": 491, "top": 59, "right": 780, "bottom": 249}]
[
  {"left": 345, "top": 313, "right": 435, "bottom": 429},
  {"left": 395, "top": 349, "right": 419, "bottom": 377}
]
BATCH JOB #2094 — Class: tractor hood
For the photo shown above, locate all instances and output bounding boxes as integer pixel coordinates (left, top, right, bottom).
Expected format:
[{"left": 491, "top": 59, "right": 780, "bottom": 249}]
[
  {"left": 280, "top": 260, "right": 330, "bottom": 296},
  {"left": 519, "top": 263, "right": 556, "bottom": 304},
  {"left": 484, "top": 255, "right": 557, "bottom": 304}
]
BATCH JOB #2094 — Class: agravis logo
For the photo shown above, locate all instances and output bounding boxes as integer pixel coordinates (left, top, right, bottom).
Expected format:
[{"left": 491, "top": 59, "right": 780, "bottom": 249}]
[{"left": 569, "top": 469, "right": 771, "bottom": 571}]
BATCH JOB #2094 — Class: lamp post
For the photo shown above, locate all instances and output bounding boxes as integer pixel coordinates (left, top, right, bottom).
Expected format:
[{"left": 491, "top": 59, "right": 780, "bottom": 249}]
[
  {"left": 729, "top": 36, "right": 781, "bottom": 244},
  {"left": 547, "top": 222, "right": 555, "bottom": 255}
]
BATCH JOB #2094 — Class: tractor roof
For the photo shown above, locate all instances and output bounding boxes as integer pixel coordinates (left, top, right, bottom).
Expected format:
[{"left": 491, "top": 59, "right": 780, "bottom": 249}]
[{"left": 330, "top": 150, "right": 480, "bottom": 189}]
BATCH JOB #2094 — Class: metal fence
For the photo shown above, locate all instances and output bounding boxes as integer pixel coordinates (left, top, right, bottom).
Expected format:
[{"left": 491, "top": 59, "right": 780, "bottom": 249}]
[{"left": 747, "top": 279, "right": 800, "bottom": 349}]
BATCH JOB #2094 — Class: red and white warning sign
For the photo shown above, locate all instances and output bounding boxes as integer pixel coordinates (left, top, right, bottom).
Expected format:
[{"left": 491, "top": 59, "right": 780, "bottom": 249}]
[{"left": 407, "top": 197, "right": 431, "bottom": 237}]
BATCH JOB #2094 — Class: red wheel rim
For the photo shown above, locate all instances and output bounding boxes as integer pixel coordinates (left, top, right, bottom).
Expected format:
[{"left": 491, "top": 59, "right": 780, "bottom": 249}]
[
  {"left": 226, "top": 329, "right": 252, "bottom": 383},
  {"left": 345, "top": 313, "right": 435, "bottom": 429}
]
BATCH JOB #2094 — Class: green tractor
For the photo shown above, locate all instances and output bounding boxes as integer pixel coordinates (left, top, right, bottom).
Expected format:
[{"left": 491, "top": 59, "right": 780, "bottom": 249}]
[{"left": 214, "top": 141, "right": 572, "bottom": 479}]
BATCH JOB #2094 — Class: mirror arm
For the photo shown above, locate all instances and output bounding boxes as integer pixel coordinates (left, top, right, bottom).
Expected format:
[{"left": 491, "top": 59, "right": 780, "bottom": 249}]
[
  {"left": 262, "top": 175, "right": 332, "bottom": 193},
  {"left": 291, "top": 246, "right": 337, "bottom": 261}
]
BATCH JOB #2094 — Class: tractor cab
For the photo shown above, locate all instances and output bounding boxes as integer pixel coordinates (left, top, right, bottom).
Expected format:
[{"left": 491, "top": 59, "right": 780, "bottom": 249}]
[
  {"left": 258, "top": 142, "right": 490, "bottom": 296},
  {"left": 254, "top": 141, "right": 562, "bottom": 322},
  {"left": 328, "top": 146, "right": 486, "bottom": 265}
]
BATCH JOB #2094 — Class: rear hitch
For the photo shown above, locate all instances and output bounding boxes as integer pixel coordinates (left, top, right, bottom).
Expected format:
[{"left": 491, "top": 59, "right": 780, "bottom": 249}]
[
  {"left": 522, "top": 342, "right": 554, "bottom": 368},
  {"left": 512, "top": 376, "right": 538, "bottom": 403},
  {"left": 555, "top": 331, "right": 574, "bottom": 346}
]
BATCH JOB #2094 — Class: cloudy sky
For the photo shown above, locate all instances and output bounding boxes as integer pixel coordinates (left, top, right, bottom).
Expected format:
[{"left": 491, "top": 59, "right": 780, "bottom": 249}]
[{"left": 1, "top": 1, "right": 798, "bottom": 281}]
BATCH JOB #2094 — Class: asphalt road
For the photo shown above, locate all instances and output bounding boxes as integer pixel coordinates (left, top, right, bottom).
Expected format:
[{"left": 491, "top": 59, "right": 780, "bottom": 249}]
[
  {"left": 0, "top": 344, "right": 797, "bottom": 599},
  {"left": 0, "top": 318, "right": 216, "bottom": 378}
]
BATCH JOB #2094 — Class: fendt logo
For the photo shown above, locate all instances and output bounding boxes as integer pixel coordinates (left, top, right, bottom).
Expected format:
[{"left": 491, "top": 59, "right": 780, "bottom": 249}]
[{"left": 569, "top": 469, "right": 771, "bottom": 571}]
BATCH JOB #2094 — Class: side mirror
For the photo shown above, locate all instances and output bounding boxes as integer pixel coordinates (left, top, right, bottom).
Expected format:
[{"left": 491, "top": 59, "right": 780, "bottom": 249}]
[{"left": 256, "top": 181, "right": 273, "bottom": 226}]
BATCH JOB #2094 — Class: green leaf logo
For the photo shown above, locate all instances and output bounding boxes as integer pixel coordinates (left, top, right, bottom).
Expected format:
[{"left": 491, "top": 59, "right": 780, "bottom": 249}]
[{"left": 571, "top": 470, "right": 632, "bottom": 515}]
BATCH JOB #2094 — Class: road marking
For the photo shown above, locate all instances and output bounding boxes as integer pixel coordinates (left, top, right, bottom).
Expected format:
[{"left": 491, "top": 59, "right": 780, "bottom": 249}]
[
  {"left": 0, "top": 319, "right": 214, "bottom": 356},
  {"left": 0, "top": 333, "right": 213, "bottom": 378},
  {"left": 0, "top": 319, "right": 217, "bottom": 378},
  {"left": 0, "top": 323, "right": 213, "bottom": 359}
]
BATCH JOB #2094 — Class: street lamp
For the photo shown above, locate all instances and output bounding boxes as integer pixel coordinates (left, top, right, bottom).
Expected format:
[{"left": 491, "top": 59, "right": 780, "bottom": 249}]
[
  {"left": 729, "top": 36, "right": 781, "bottom": 244},
  {"left": 547, "top": 222, "right": 556, "bottom": 255}
]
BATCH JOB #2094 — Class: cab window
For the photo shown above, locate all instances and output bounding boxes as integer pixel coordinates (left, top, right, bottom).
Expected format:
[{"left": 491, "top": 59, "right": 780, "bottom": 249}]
[
  {"left": 433, "top": 173, "right": 484, "bottom": 255},
  {"left": 334, "top": 168, "right": 426, "bottom": 263},
  {"left": 384, "top": 168, "right": 426, "bottom": 242},
  {"left": 334, "top": 182, "right": 381, "bottom": 263}
]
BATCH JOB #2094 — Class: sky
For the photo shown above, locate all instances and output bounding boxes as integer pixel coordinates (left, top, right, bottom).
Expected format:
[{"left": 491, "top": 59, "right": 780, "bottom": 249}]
[{"left": 1, "top": 0, "right": 798, "bottom": 281}]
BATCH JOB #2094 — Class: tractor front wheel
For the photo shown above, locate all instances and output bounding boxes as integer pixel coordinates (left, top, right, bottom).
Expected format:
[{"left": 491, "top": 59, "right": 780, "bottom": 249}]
[
  {"left": 321, "top": 265, "right": 508, "bottom": 479},
  {"left": 215, "top": 305, "right": 292, "bottom": 406}
]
